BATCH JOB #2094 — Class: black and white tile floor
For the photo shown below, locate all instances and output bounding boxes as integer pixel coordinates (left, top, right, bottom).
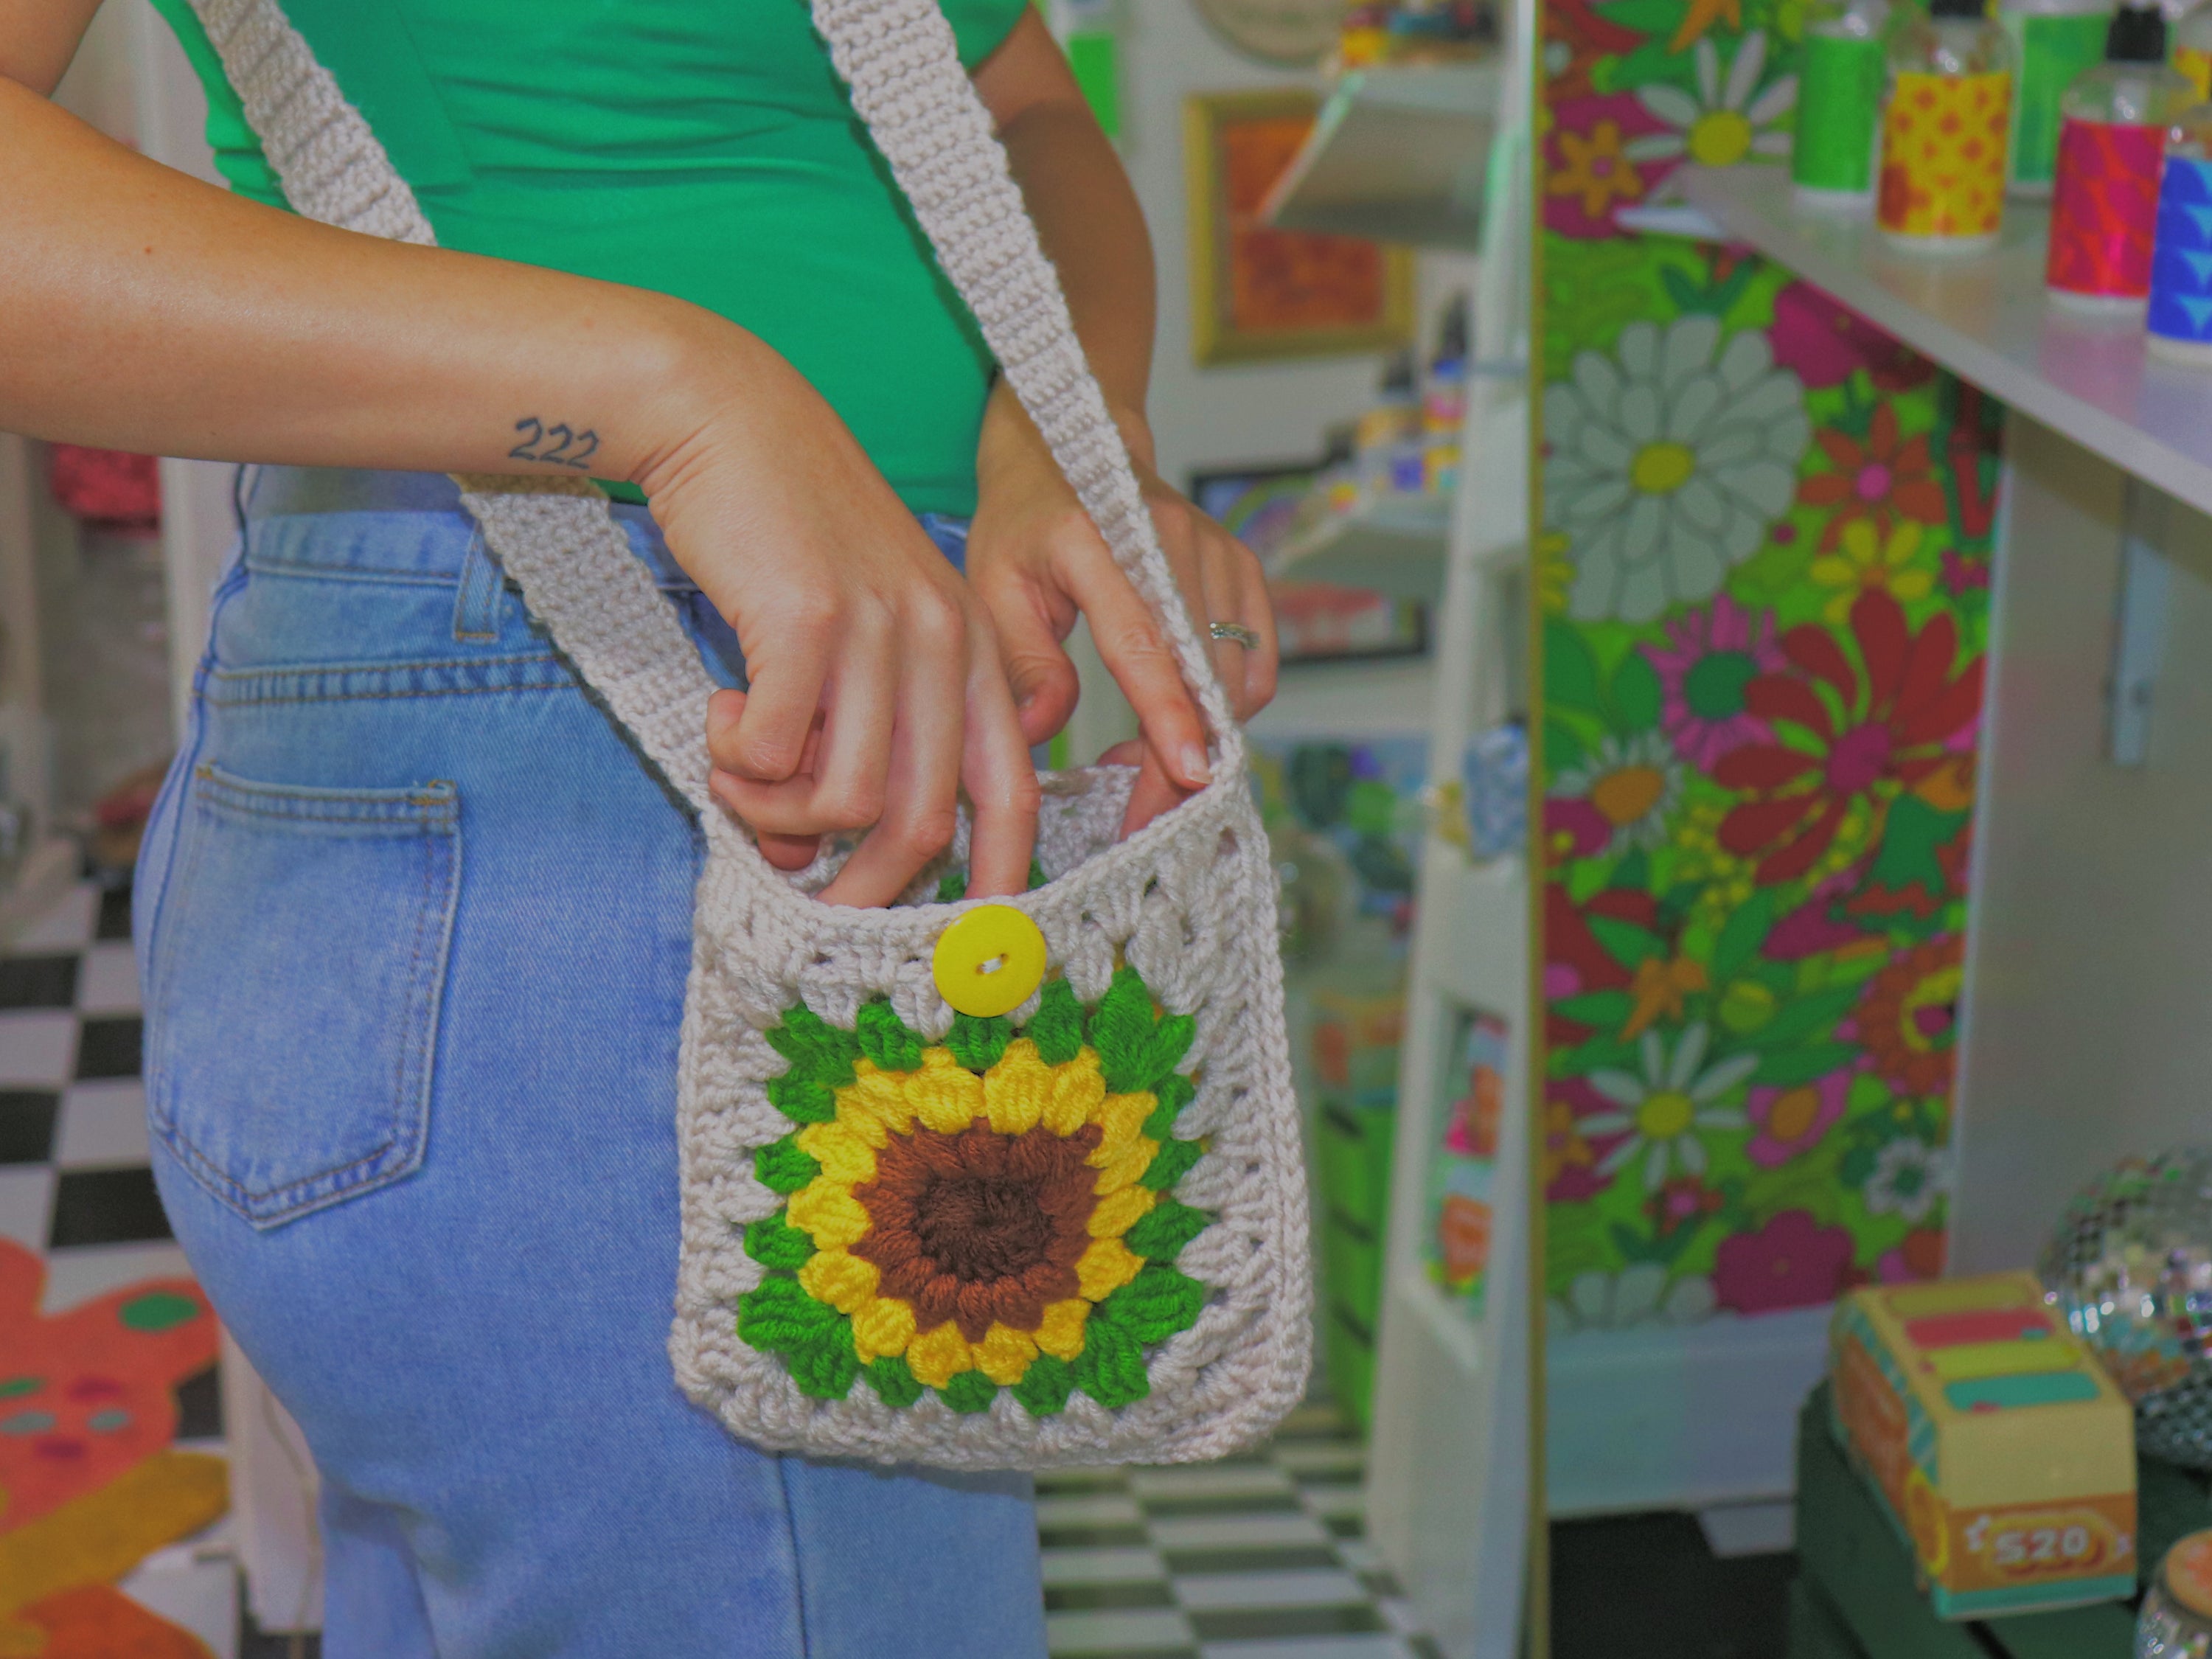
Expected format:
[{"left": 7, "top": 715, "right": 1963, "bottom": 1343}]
[{"left": 1, "top": 880, "right": 1441, "bottom": 1659}]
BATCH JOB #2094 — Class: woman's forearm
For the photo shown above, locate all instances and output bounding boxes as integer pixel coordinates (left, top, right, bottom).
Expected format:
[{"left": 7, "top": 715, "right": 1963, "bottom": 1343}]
[
  {"left": 0, "top": 79, "right": 762, "bottom": 488},
  {"left": 975, "top": 14, "right": 1157, "bottom": 462}
]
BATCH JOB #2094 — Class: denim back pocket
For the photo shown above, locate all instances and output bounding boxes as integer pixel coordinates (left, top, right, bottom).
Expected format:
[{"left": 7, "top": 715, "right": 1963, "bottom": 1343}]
[{"left": 146, "top": 763, "right": 460, "bottom": 1228}]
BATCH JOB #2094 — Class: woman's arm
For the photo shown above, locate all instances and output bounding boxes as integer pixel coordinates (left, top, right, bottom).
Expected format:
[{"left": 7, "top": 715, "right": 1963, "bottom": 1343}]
[
  {"left": 963, "top": 13, "right": 1279, "bottom": 829},
  {"left": 0, "top": 58, "right": 1036, "bottom": 905}
]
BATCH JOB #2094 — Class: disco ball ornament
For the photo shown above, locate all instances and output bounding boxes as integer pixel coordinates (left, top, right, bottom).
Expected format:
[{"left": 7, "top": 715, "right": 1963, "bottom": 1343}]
[{"left": 2040, "top": 1147, "right": 2212, "bottom": 1471}]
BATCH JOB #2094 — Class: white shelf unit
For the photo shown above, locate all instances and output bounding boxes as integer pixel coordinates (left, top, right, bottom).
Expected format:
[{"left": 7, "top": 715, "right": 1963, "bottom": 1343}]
[
  {"left": 1267, "top": 493, "right": 1452, "bottom": 605},
  {"left": 1262, "top": 63, "right": 1502, "bottom": 251},
  {"left": 1356, "top": 4, "right": 1535, "bottom": 1652},
  {"left": 1650, "top": 164, "right": 2212, "bottom": 1400}
]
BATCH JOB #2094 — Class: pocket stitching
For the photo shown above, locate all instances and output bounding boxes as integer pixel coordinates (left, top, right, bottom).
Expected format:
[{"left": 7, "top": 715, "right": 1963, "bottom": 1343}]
[{"left": 150, "top": 765, "right": 460, "bottom": 1225}]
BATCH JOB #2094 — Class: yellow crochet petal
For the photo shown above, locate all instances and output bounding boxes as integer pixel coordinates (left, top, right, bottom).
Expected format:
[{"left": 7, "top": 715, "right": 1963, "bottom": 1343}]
[
  {"left": 1043, "top": 1050, "right": 1107, "bottom": 1135},
  {"left": 1035, "top": 1298, "right": 1091, "bottom": 1361},
  {"left": 906, "top": 1321, "right": 973, "bottom": 1388},
  {"left": 1077, "top": 1236, "right": 1144, "bottom": 1301},
  {"left": 851, "top": 1295, "right": 917, "bottom": 1364},
  {"left": 1089, "top": 1182, "right": 1156, "bottom": 1239},
  {"left": 1091, "top": 1137, "right": 1158, "bottom": 1196},
  {"left": 909, "top": 1050, "right": 986, "bottom": 1133},
  {"left": 836, "top": 1065, "right": 914, "bottom": 1142},
  {"left": 797, "top": 1248, "right": 879, "bottom": 1313},
  {"left": 984, "top": 1038, "right": 1052, "bottom": 1135},
  {"left": 785, "top": 1180, "right": 872, "bottom": 1250},
  {"left": 975, "top": 1322, "right": 1040, "bottom": 1386},
  {"left": 794, "top": 1121, "right": 877, "bottom": 1186},
  {"left": 1091, "top": 1092, "right": 1156, "bottom": 1164}
]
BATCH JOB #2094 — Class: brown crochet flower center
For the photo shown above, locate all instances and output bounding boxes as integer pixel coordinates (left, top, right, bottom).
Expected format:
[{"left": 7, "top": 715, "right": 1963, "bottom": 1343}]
[{"left": 852, "top": 1119, "right": 1103, "bottom": 1343}]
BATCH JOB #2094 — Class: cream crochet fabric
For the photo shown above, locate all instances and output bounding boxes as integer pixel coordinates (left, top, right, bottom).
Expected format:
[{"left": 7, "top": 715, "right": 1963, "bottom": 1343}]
[{"left": 187, "top": 0, "right": 1310, "bottom": 1467}]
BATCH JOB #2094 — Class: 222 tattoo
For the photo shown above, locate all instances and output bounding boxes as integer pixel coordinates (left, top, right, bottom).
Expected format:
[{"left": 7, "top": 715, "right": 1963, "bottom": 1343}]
[{"left": 507, "top": 416, "right": 600, "bottom": 470}]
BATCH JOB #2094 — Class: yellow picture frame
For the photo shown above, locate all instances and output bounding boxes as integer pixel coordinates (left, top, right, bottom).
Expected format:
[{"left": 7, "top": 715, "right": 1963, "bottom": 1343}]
[{"left": 1183, "top": 89, "right": 1416, "bottom": 366}]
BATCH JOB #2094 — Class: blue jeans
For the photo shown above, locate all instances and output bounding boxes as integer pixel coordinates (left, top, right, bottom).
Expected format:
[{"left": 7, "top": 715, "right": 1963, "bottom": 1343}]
[{"left": 135, "top": 468, "right": 1045, "bottom": 1658}]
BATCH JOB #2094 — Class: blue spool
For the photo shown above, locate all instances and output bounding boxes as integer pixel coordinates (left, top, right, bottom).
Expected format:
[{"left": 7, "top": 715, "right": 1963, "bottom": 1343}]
[{"left": 2149, "top": 156, "right": 2212, "bottom": 349}]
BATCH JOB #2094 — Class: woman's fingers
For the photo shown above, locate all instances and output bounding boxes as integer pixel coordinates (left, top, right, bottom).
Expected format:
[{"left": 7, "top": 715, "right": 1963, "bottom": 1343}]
[
  {"left": 1233, "top": 537, "right": 1281, "bottom": 715},
  {"left": 819, "top": 588, "right": 970, "bottom": 907},
  {"left": 1097, "top": 737, "right": 1189, "bottom": 837},
  {"left": 1063, "top": 540, "right": 1210, "bottom": 793},
  {"left": 959, "top": 619, "right": 1043, "bottom": 897},
  {"left": 973, "top": 568, "right": 1081, "bottom": 748}
]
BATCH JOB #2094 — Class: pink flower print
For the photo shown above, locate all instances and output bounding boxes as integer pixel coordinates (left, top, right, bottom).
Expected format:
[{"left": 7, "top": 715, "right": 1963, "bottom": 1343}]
[
  {"left": 1644, "top": 594, "right": 1787, "bottom": 772},
  {"left": 1767, "top": 281, "right": 1934, "bottom": 393},
  {"left": 1713, "top": 1209, "right": 1854, "bottom": 1315},
  {"left": 1744, "top": 1068, "right": 1850, "bottom": 1167}
]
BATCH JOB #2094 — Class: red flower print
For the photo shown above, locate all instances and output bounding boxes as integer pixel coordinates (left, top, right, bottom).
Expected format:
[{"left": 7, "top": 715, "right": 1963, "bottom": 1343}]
[
  {"left": 1713, "top": 1209, "right": 1854, "bottom": 1314},
  {"left": 1798, "top": 403, "right": 1949, "bottom": 552},
  {"left": 1714, "top": 591, "right": 1983, "bottom": 886},
  {"left": 1854, "top": 935, "right": 1964, "bottom": 1096}
]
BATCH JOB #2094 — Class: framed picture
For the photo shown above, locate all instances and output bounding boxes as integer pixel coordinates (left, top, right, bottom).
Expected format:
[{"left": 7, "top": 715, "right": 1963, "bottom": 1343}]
[
  {"left": 1183, "top": 90, "right": 1416, "bottom": 365},
  {"left": 1191, "top": 462, "right": 1430, "bottom": 666}
]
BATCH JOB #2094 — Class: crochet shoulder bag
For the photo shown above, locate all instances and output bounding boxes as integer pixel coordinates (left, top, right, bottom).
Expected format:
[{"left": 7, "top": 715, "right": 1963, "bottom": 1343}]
[{"left": 186, "top": 0, "right": 1311, "bottom": 1467}]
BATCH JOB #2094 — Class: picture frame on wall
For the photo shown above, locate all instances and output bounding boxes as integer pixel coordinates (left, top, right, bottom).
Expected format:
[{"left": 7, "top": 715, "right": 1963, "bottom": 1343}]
[
  {"left": 1189, "top": 462, "right": 1429, "bottom": 664},
  {"left": 1182, "top": 89, "right": 1416, "bottom": 365}
]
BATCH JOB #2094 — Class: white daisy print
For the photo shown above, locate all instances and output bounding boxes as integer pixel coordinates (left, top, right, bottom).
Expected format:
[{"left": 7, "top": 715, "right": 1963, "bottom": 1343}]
[
  {"left": 1584, "top": 1023, "right": 1756, "bottom": 1189},
  {"left": 1863, "top": 1137, "right": 1951, "bottom": 1225},
  {"left": 1626, "top": 32, "right": 1798, "bottom": 170},
  {"left": 1553, "top": 731, "right": 1683, "bottom": 854},
  {"left": 1544, "top": 313, "right": 1809, "bottom": 623},
  {"left": 1550, "top": 1262, "right": 1719, "bottom": 1335}
]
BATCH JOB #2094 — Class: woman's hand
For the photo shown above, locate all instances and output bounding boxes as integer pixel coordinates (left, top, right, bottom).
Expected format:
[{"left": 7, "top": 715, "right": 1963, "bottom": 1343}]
[
  {"left": 965, "top": 383, "right": 1279, "bottom": 835},
  {"left": 641, "top": 342, "right": 1039, "bottom": 908}
]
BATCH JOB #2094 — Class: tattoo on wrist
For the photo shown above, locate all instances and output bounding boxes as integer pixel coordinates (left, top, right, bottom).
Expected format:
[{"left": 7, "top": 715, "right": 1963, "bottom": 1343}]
[{"left": 507, "top": 417, "right": 600, "bottom": 470}]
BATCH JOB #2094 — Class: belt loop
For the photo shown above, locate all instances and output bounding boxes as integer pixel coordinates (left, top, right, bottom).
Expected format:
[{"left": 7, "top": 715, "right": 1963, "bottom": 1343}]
[{"left": 452, "top": 530, "right": 505, "bottom": 641}]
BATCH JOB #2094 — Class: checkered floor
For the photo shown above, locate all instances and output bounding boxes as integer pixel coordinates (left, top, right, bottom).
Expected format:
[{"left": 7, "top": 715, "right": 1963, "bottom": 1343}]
[
  {"left": 1034, "top": 1404, "right": 1442, "bottom": 1659},
  {"left": 3, "top": 880, "right": 1436, "bottom": 1659}
]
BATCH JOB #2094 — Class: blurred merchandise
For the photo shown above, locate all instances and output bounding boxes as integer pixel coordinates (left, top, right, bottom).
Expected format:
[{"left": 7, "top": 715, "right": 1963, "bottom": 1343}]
[
  {"left": 2148, "top": 101, "right": 2212, "bottom": 366},
  {"left": 1997, "top": 0, "right": 2110, "bottom": 197},
  {"left": 1270, "top": 582, "right": 1430, "bottom": 664},
  {"left": 2180, "top": 0, "right": 2212, "bottom": 101},
  {"left": 1334, "top": 0, "right": 1495, "bottom": 69},
  {"left": 1878, "top": 0, "right": 2014, "bottom": 254},
  {"left": 1422, "top": 1012, "right": 1505, "bottom": 1318},
  {"left": 2141, "top": 1530, "right": 2212, "bottom": 1657},
  {"left": 1422, "top": 293, "right": 1469, "bottom": 493},
  {"left": 1793, "top": 0, "right": 1891, "bottom": 204},
  {"left": 2042, "top": 2, "right": 2187, "bottom": 309},
  {"left": 1460, "top": 721, "right": 1527, "bottom": 860},
  {"left": 1830, "top": 1271, "right": 2138, "bottom": 1618},
  {"left": 87, "top": 762, "right": 169, "bottom": 880},
  {"left": 1254, "top": 735, "right": 1427, "bottom": 945},
  {"left": 2043, "top": 1147, "right": 2212, "bottom": 1470},
  {"left": 46, "top": 445, "right": 160, "bottom": 529},
  {"left": 1311, "top": 987, "right": 1405, "bottom": 1428},
  {"left": 1355, "top": 349, "right": 1426, "bottom": 498}
]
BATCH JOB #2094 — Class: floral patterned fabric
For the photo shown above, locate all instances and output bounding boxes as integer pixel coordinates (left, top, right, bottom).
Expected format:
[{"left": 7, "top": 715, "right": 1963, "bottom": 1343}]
[
  {"left": 737, "top": 969, "right": 1214, "bottom": 1416},
  {"left": 1539, "top": 0, "right": 2000, "bottom": 1328}
]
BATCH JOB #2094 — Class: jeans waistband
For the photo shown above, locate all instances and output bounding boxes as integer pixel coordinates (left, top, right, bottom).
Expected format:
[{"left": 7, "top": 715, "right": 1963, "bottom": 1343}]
[{"left": 240, "top": 465, "right": 693, "bottom": 590}]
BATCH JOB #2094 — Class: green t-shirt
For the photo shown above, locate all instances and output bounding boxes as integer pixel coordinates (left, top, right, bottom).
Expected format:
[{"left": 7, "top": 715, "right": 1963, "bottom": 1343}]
[{"left": 148, "top": 0, "right": 1027, "bottom": 512}]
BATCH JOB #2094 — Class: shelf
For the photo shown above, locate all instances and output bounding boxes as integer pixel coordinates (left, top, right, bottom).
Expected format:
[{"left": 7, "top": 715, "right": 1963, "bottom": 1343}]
[
  {"left": 1265, "top": 493, "right": 1451, "bottom": 605},
  {"left": 1262, "top": 64, "right": 1500, "bottom": 251},
  {"left": 1677, "top": 163, "right": 2212, "bottom": 520}
]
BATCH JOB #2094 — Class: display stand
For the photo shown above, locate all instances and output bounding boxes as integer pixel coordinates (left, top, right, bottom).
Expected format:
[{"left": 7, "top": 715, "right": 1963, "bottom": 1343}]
[{"left": 1310, "top": 7, "right": 1538, "bottom": 1655}]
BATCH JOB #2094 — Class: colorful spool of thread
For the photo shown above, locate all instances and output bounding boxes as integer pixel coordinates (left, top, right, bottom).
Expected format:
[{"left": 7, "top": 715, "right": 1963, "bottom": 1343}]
[
  {"left": 2149, "top": 154, "right": 2212, "bottom": 366},
  {"left": 1878, "top": 72, "right": 2012, "bottom": 249},
  {"left": 2046, "top": 120, "right": 2163, "bottom": 305}
]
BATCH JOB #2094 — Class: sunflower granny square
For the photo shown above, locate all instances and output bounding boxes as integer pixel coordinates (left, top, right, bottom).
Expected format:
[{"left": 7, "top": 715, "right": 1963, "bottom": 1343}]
[{"left": 737, "top": 966, "right": 1214, "bottom": 1418}]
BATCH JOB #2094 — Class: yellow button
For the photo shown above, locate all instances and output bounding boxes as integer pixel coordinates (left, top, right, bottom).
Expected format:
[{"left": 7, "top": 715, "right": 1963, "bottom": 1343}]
[{"left": 932, "top": 904, "right": 1048, "bottom": 1018}]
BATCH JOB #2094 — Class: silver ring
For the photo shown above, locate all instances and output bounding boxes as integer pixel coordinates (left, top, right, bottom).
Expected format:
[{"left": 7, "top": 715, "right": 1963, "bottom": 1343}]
[{"left": 1208, "top": 621, "right": 1262, "bottom": 649}]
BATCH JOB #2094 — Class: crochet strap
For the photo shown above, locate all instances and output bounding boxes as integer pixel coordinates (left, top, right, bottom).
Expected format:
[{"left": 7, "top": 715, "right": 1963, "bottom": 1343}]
[{"left": 183, "top": 0, "right": 1240, "bottom": 824}]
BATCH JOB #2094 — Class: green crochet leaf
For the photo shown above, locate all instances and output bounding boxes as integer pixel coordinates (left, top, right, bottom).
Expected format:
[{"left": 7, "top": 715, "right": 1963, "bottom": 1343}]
[
  {"left": 1093, "top": 1264, "right": 1208, "bottom": 1345},
  {"left": 864, "top": 1354, "right": 925, "bottom": 1409},
  {"left": 787, "top": 1321, "right": 860, "bottom": 1401},
  {"left": 1026, "top": 978, "right": 1086, "bottom": 1066},
  {"left": 755, "top": 1138, "right": 822, "bottom": 1195},
  {"left": 742, "top": 1217, "right": 815, "bottom": 1270},
  {"left": 1141, "top": 1073, "right": 1197, "bottom": 1140},
  {"left": 765, "top": 1073, "right": 837, "bottom": 1124},
  {"left": 856, "top": 998, "right": 925, "bottom": 1074},
  {"left": 1140, "top": 1136, "right": 1204, "bottom": 1192},
  {"left": 939, "top": 1370, "right": 999, "bottom": 1414},
  {"left": 1071, "top": 1316, "right": 1149, "bottom": 1408},
  {"left": 946, "top": 1012, "right": 1012, "bottom": 1073},
  {"left": 765, "top": 1005, "right": 861, "bottom": 1088},
  {"left": 1011, "top": 1354, "right": 1074, "bottom": 1417},
  {"left": 1123, "top": 1200, "right": 1211, "bottom": 1263},
  {"left": 1090, "top": 966, "right": 1197, "bottom": 1093}
]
